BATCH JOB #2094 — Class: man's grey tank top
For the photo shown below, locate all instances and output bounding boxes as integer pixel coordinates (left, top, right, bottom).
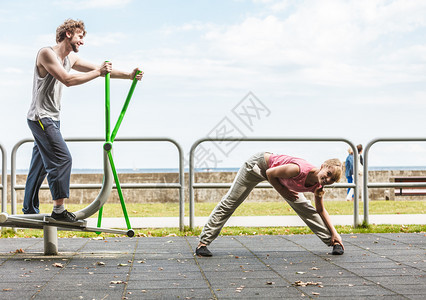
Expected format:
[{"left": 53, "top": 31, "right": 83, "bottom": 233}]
[{"left": 27, "top": 47, "right": 71, "bottom": 121}]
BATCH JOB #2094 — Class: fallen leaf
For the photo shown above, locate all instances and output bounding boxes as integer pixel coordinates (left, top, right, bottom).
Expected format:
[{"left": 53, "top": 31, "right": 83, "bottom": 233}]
[
  {"left": 292, "top": 281, "right": 323, "bottom": 287},
  {"left": 235, "top": 285, "right": 245, "bottom": 292},
  {"left": 52, "top": 263, "right": 64, "bottom": 268}
]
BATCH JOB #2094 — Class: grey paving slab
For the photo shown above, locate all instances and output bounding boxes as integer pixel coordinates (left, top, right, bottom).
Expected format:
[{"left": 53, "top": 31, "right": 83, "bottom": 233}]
[
  {"left": 125, "top": 287, "right": 214, "bottom": 299},
  {"left": 34, "top": 288, "right": 124, "bottom": 299},
  {"left": 0, "top": 233, "right": 424, "bottom": 299},
  {"left": 295, "top": 283, "right": 399, "bottom": 297},
  {"left": 364, "top": 275, "right": 425, "bottom": 285}
]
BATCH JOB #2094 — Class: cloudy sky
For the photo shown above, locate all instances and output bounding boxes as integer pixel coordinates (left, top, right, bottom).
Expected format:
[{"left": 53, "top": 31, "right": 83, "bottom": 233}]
[{"left": 1, "top": 0, "right": 426, "bottom": 171}]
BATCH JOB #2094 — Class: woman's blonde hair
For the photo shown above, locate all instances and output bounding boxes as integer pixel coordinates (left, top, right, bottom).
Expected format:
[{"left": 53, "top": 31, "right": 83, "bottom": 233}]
[
  {"left": 323, "top": 158, "right": 343, "bottom": 182},
  {"left": 56, "top": 19, "right": 86, "bottom": 43}
]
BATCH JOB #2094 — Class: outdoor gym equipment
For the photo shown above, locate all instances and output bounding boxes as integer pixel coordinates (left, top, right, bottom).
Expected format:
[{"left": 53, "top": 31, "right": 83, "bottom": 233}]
[{"left": 0, "top": 65, "right": 141, "bottom": 254}]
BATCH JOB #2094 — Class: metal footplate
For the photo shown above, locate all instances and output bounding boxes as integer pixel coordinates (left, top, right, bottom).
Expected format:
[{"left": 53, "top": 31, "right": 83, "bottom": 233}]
[
  {"left": 43, "top": 216, "right": 135, "bottom": 237},
  {"left": 43, "top": 216, "right": 87, "bottom": 228}
]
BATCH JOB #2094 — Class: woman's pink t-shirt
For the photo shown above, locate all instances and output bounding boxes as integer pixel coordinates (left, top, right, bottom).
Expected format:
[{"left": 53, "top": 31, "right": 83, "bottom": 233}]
[{"left": 268, "top": 154, "right": 321, "bottom": 193}]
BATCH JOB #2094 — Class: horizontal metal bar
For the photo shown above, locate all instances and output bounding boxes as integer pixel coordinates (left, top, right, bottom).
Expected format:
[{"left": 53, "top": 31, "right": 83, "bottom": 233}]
[
  {"left": 13, "top": 183, "right": 182, "bottom": 190},
  {"left": 10, "top": 181, "right": 351, "bottom": 191},
  {"left": 367, "top": 182, "right": 426, "bottom": 188},
  {"left": 192, "top": 182, "right": 356, "bottom": 189},
  {"left": 1, "top": 215, "right": 45, "bottom": 226},
  {"left": 194, "top": 183, "right": 272, "bottom": 189},
  {"left": 0, "top": 214, "right": 130, "bottom": 234},
  {"left": 80, "top": 226, "right": 130, "bottom": 235}
]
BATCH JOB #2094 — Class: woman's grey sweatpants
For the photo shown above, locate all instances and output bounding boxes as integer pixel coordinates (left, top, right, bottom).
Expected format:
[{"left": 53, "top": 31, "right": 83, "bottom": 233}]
[{"left": 199, "top": 152, "right": 333, "bottom": 246}]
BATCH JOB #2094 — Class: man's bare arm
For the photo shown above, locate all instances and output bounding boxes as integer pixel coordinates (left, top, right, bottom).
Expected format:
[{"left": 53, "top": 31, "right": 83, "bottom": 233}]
[
  {"left": 73, "top": 56, "right": 143, "bottom": 81},
  {"left": 38, "top": 48, "right": 108, "bottom": 87}
]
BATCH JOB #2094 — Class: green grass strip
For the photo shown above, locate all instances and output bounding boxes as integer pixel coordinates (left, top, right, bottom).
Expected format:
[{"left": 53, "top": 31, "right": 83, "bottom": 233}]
[{"left": 8, "top": 200, "right": 425, "bottom": 218}]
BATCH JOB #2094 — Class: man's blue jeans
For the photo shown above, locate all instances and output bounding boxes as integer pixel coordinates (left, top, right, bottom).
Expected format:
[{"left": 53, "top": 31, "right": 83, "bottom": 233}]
[{"left": 23, "top": 118, "right": 72, "bottom": 214}]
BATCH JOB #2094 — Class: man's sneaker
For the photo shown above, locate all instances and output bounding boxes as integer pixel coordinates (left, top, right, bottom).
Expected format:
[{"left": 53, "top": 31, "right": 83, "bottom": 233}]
[
  {"left": 195, "top": 245, "right": 212, "bottom": 257},
  {"left": 50, "top": 210, "right": 77, "bottom": 222},
  {"left": 332, "top": 244, "right": 344, "bottom": 255}
]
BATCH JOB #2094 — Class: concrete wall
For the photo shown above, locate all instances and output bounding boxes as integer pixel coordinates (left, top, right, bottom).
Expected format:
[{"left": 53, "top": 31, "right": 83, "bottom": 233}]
[{"left": 4, "top": 169, "right": 426, "bottom": 205}]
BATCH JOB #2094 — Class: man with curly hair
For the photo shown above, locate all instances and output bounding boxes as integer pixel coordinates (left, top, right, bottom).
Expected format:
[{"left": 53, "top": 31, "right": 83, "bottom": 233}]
[{"left": 23, "top": 19, "right": 144, "bottom": 222}]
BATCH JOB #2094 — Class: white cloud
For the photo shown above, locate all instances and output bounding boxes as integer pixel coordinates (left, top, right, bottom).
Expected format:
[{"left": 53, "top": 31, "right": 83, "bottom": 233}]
[
  {"left": 54, "top": 0, "right": 133, "bottom": 10},
  {"left": 381, "top": 45, "right": 426, "bottom": 64},
  {"left": 84, "top": 32, "right": 128, "bottom": 47},
  {"left": 0, "top": 43, "right": 30, "bottom": 58},
  {"left": 161, "top": 21, "right": 217, "bottom": 35},
  {"left": 35, "top": 34, "right": 56, "bottom": 46},
  {"left": 194, "top": 0, "right": 426, "bottom": 87},
  {"left": 112, "top": 0, "right": 426, "bottom": 94},
  {"left": 3, "top": 67, "right": 24, "bottom": 74}
]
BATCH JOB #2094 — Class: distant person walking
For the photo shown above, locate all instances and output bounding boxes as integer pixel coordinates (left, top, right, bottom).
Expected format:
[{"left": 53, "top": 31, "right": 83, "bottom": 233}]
[
  {"left": 345, "top": 148, "right": 354, "bottom": 201},
  {"left": 195, "top": 152, "right": 345, "bottom": 257},
  {"left": 356, "top": 144, "right": 364, "bottom": 201},
  {"left": 23, "top": 19, "right": 143, "bottom": 221},
  {"left": 357, "top": 144, "right": 363, "bottom": 166}
]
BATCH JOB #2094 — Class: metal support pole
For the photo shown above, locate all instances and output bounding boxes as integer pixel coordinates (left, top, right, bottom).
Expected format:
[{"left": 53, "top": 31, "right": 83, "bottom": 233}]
[
  {"left": 105, "top": 64, "right": 111, "bottom": 143},
  {"left": 362, "top": 137, "right": 426, "bottom": 226},
  {"left": 1, "top": 144, "right": 6, "bottom": 214},
  {"left": 363, "top": 142, "right": 370, "bottom": 225},
  {"left": 352, "top": 143, "right": 360, "bottom": 227},
  {"left": 44, "top": 226, "right": 58, "bottom": 255}
]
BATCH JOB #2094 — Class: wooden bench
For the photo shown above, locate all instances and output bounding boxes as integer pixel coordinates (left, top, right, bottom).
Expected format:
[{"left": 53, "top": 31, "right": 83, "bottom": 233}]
[{"left": 391, "top": 176, "right": 426, "bottom": 196}]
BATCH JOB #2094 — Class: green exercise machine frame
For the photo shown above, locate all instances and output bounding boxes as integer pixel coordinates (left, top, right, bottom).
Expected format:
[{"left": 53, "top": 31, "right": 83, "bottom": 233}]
[{"left": 97, "top": 65, "right": 141, "bottom": 233}]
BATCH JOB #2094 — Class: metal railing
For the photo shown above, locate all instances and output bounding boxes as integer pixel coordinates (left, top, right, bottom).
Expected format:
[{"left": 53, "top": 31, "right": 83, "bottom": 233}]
[
  {"left": 10, "top": 137, "right": 186, "bottom": 230},
  {"left": 0, "top": 143, "right": 6, "bottom": 213},
  {"left": 189, "top": 137, "right": 360, "bottom": 229},
  {"left": 363, "top": 138, "right": 426, "bottom": 225}
]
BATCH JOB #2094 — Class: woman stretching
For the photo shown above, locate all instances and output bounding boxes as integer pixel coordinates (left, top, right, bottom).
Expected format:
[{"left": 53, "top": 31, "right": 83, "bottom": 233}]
[{"left": 195, "top": 152, "right": 345, "bottom": 257}]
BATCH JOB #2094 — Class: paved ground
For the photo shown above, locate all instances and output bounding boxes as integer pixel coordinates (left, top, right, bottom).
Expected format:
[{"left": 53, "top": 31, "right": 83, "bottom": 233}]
[{"left": 0, "top": 233, "right": 424, "bottom": 299}]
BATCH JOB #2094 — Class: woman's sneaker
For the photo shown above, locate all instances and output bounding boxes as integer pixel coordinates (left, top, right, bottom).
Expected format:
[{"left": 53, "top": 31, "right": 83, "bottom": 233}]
[
  {"left": 332, "top": 244, "right": 344, "bottom": 255},
  {"left": 50, "top": 210, "right": 77, "bottom": 222},
  {"left": 195, "top": 245, "right": 212, "bottom": 257}
]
